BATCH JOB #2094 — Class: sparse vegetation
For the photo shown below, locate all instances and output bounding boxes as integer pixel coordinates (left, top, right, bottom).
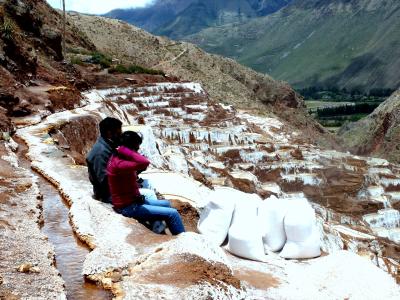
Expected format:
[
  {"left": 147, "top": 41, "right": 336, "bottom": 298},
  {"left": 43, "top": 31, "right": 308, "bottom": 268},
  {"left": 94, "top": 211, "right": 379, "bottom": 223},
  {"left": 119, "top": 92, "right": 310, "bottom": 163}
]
[
  {"left": 68, "top": 51, "right": 112, "bottom": 68},
  {"left": 68, "top": 50, "right": 165, "bottom": 76},
  {"left": 67, "top": 47, "right": 91, "bottom": 55},
  {"left": 109, "top": 64, "right": 165, "bottom": 76},
  {"left": 1, "top": 18, "right": 14, "bottom": 40},
  {"left": 90, "top": 51, "right": 112, "bottom": 68},
  {"left": 70, "top": 56, "right": 84, "bottom": 66},
  {"left": 299, "top": 86, "right": 394, "bottom": 102}
]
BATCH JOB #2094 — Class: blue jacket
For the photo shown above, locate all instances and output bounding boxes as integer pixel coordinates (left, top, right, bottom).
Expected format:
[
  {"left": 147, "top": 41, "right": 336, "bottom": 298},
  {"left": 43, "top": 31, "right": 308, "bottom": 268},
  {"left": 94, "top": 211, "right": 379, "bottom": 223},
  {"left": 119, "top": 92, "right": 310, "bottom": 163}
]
[{"left": 86, "top": 137, "right": 114, "bottom": 202}]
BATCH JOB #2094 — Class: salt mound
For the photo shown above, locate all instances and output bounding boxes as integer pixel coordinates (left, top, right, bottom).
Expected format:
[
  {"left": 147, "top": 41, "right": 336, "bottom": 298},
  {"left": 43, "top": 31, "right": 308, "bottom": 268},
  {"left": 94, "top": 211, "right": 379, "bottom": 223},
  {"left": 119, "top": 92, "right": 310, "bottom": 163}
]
[
  {"left": 159, "top": 232, "right": 230, "bottom": 266},
  {"left": 280, "top": 200, "right": 321, "bottom": 259},
  {"left": 258, "top": 195, "right": 287, "bottom": 252},
  {"left": 226, "top": 195, "right": 266, "bottom": 261},
  {"left": 197, "top": 189, "right": 236, "bottom": 246}
]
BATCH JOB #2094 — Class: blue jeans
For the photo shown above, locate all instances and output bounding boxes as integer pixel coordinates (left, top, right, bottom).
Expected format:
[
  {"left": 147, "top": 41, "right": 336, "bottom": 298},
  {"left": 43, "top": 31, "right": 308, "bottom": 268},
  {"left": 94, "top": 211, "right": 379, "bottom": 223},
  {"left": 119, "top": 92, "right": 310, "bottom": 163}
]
[
  {"left": 139, "top": 189, "right": 170, "bottom": 207},
  {"left": 139, "top": 179, "right": 154, "bottom": 190},
  {"left": 117, "top": 192, "right": 185, "bottom": 235}
]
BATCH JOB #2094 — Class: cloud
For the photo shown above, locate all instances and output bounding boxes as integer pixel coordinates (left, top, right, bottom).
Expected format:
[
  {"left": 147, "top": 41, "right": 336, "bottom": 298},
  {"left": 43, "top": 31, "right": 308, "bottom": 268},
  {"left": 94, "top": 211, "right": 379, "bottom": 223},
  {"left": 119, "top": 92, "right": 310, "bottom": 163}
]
[{"left": 46, "top": 0, "right": 154, "bottom": 15}]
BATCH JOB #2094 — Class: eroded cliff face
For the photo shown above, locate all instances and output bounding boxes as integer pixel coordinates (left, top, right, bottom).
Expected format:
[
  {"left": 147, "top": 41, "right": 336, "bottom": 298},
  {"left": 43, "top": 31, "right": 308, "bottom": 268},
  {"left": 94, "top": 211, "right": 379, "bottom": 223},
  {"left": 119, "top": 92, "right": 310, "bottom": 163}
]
[
  {"left": 14, "top": 80, "right": 400, "bottom": 298},
  {"left": 339, "top": 89, "right": 400, "bottom": 164},
  {"left": 0, "top": 0, "right": 95, "bottom": 135}
]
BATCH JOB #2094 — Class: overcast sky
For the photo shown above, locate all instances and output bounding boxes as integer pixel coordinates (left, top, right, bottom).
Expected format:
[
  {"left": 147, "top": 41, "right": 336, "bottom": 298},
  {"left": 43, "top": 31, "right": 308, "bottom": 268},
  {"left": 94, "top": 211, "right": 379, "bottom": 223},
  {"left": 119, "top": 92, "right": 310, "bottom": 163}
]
[{"left": 46, "top": 0, "right": 154, "bottom": 15}]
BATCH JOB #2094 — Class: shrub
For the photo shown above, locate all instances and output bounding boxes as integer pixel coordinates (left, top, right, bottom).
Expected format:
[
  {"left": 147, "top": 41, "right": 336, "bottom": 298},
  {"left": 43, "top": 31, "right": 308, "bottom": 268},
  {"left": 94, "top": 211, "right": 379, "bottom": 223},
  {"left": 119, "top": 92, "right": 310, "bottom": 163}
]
[
  {"left": 70, "top": 56, "right": 84, "bottom": 66},
  {"left": 368, "top": 88, "right": 395, "bottom": 97},
  {"left": 67, "top": 47, "right": 91, "bottom": 55},
  {"left": 109, "top": 64, "right": 165, "bottom": 76},
  {"left": 1, "top": 18, "right": 14, "bottom": 40},
  {"left": 110, "top": 64, "right": 129, "bottom": 73},
  {"left": 90, "top": 51, "right": 112, "bottom": 68}
]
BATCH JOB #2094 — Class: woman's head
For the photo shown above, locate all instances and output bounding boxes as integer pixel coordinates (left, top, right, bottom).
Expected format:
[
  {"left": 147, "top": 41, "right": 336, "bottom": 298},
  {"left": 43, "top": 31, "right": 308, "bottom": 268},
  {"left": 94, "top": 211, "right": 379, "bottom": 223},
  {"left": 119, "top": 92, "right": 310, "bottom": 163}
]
[{"left": 120, "top": 131, "right": 143, "bottom": 151}]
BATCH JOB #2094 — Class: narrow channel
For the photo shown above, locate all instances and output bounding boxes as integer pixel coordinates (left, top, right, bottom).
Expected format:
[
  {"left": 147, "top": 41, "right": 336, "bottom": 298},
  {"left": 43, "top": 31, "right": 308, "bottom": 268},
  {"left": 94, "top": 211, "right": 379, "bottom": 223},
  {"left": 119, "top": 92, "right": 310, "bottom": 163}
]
[{"left": 16, "top": 139, "right": 111, "bottom": 300}]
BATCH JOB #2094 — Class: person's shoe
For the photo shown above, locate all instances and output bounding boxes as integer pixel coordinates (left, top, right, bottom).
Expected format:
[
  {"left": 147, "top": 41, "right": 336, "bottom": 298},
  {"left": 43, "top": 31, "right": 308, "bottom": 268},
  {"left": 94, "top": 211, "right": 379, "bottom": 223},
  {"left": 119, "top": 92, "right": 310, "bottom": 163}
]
[{"left": 152, "top": 221, "right": 167, "bottom": 234}]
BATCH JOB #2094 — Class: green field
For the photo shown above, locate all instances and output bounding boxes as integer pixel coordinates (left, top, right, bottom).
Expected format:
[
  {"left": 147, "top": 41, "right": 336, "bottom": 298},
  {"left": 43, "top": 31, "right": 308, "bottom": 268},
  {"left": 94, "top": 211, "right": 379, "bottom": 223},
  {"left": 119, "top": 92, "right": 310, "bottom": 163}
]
[
  {"left": 305, "top": 96, "right": 384, "bottom": 132},
  {"left": 305, "top": 100, "right": 355, "bottom": 111}
]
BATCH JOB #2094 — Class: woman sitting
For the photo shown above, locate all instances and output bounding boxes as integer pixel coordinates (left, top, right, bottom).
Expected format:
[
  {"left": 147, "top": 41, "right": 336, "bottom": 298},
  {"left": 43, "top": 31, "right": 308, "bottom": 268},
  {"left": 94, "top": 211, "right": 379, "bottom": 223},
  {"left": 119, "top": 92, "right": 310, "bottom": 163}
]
[{"left": 107, "top": 131, "right": 185, "bottom": 235}]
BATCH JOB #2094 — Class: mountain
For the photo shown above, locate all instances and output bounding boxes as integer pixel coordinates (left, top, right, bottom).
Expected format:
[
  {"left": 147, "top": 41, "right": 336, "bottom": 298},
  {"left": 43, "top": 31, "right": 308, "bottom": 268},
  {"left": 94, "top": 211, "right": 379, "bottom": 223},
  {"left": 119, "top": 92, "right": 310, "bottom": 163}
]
[
  {"left": 105, "top": 0, "right": 293, "bottom": 39},
  {"left": 107, "top": 0, "right": 400, "bottom": 93},
  {"left": 338, "top": 89, "right": 400, "bottom": 164},
  {"left": 187, "top": 0, "right": 400, "bottom": 92},
  {"left": 105, "top": 0, "right": 197, "bottom": 33}
]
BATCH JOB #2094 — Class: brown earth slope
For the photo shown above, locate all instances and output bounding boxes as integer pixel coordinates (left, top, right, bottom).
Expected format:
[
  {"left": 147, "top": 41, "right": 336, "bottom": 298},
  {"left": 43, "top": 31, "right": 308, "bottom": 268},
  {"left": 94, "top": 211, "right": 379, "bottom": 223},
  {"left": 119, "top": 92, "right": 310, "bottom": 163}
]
[
  {"left": 339, "top": 89, "right": 400, "bottom": 164},
  {"left": 68, "top": 13, "right": 301, "bottom": 110},
  {"left": 0, "top": 0, "right": 95, "bottom": 134}
]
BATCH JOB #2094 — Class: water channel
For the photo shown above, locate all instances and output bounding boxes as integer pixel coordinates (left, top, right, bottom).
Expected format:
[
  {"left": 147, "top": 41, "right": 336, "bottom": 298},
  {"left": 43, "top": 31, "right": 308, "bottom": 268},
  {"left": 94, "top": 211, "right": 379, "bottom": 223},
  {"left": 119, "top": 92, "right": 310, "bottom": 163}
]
[{"left": 17, "top": 139, "right": 111, "bottom": 300}]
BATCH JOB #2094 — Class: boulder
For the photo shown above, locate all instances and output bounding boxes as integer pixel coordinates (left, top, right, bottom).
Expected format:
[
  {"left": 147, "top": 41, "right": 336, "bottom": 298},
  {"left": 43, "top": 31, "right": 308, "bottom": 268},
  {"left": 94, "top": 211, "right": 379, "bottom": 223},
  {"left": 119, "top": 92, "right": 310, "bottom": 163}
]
[
  {"left": 0, "top": 90, "right": 19, "bottom": 114},
  {"left": 41, "top": 26, "right": 63, "bottom": 61},
  {"left": 0, "top": 109, "right": 14, "bottom": 135}
]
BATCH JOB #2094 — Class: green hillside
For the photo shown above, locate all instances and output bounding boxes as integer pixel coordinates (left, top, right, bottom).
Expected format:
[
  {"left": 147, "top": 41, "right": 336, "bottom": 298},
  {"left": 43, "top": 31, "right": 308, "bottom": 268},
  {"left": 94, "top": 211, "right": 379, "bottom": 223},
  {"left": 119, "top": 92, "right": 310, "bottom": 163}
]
[
  {"left": 187, "top": 0, "right": 400, "bottom": 92},
  {"left": 106, "top": 0, "right": 292, "bottom": 39}
]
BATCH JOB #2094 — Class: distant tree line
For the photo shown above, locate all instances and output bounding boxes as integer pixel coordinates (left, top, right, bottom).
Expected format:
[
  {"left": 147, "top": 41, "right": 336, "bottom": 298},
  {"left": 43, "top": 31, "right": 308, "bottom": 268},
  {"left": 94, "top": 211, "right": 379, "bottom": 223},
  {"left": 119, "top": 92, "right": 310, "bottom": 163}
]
[
  {"left": 315, "top": 103, "right": 379, "bottom": 118},
  {"left": 368, "top": 88, "right": 395, "bottom": 97},
  {"left": 298, "top": 86, "right": 395, "bottom": 100}
]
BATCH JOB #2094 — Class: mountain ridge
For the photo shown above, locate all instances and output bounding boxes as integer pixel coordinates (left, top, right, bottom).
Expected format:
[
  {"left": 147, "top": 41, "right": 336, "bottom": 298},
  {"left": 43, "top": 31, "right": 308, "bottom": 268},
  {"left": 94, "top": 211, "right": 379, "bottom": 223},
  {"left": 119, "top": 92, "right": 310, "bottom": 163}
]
[
  {"left": 187, "top": 0, "right": 400, "bottom": 92},
  {"left": 106, "top": 0, "right": 400, "bottom": 93},
  {"left": 105, "top": 0, "right": 293, "bottom": 39}
]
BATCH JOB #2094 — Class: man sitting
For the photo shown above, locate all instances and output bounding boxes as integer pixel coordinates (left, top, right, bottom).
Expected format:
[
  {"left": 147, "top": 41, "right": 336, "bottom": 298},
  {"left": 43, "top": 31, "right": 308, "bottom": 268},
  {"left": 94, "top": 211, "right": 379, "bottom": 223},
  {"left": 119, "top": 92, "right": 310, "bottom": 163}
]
[
  {"left": 107, "top": 131, "right": 185, "bottom": 235},
  {"left": 86, "top": 117, "right": 122, "bottom": 203}
]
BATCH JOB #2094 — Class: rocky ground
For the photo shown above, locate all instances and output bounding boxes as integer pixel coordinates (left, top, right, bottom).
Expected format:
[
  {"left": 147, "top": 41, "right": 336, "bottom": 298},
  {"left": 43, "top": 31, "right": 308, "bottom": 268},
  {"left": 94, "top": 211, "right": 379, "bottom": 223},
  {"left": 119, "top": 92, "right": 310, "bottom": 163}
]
[
  {"left": 0, "top": 0, "right": 94, "bottom": 120},
  {"left": 12, "top": 80, "right": 400, "bottom": 299}
]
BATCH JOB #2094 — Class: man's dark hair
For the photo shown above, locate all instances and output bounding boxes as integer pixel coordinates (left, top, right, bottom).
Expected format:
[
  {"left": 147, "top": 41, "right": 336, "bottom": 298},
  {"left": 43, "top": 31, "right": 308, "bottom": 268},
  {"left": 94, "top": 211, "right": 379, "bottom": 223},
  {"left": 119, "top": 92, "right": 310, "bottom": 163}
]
[
  {"left": 99, "top": 117, "right": 122, "bottom": 137},
  {"left": 120, "top": 131, "right": 143, "bottom": 150}
]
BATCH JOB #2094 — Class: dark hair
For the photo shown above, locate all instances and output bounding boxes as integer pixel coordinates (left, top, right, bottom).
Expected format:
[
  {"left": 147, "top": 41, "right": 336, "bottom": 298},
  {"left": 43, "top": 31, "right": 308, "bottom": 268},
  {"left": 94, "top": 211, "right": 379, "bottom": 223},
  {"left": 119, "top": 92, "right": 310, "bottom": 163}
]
[
  {"left": 120, "top": 131, "right": 143, "bottom": 150},
  {"left": 99, "top": 117, "right": 122, "bottom": 137}
]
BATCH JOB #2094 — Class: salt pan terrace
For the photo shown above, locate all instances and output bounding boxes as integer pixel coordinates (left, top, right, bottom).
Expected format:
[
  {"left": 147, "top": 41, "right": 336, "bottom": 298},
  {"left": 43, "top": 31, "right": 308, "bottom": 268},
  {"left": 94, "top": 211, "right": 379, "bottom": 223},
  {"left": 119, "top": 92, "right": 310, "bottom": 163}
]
[
  {"left": 96, "top": 82, "right": 400, "bottom": 276},
  {"left": 17, "top": 81, "right": 400, "bottom": 293}
]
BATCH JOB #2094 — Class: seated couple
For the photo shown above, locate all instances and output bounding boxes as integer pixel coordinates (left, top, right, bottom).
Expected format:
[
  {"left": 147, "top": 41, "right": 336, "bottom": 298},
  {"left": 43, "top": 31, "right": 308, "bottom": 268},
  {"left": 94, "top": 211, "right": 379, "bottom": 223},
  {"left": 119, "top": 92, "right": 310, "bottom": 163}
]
[{"left": 86, "top": 117, "right": 185, "bottom": 235}]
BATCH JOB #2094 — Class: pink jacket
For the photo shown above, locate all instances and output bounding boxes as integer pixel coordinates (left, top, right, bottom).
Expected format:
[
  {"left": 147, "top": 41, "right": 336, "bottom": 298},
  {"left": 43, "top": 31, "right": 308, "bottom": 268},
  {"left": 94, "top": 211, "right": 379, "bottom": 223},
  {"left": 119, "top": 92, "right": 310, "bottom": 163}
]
[{"left": 107, "top": 146, "right": 150, "bottom": 209}]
